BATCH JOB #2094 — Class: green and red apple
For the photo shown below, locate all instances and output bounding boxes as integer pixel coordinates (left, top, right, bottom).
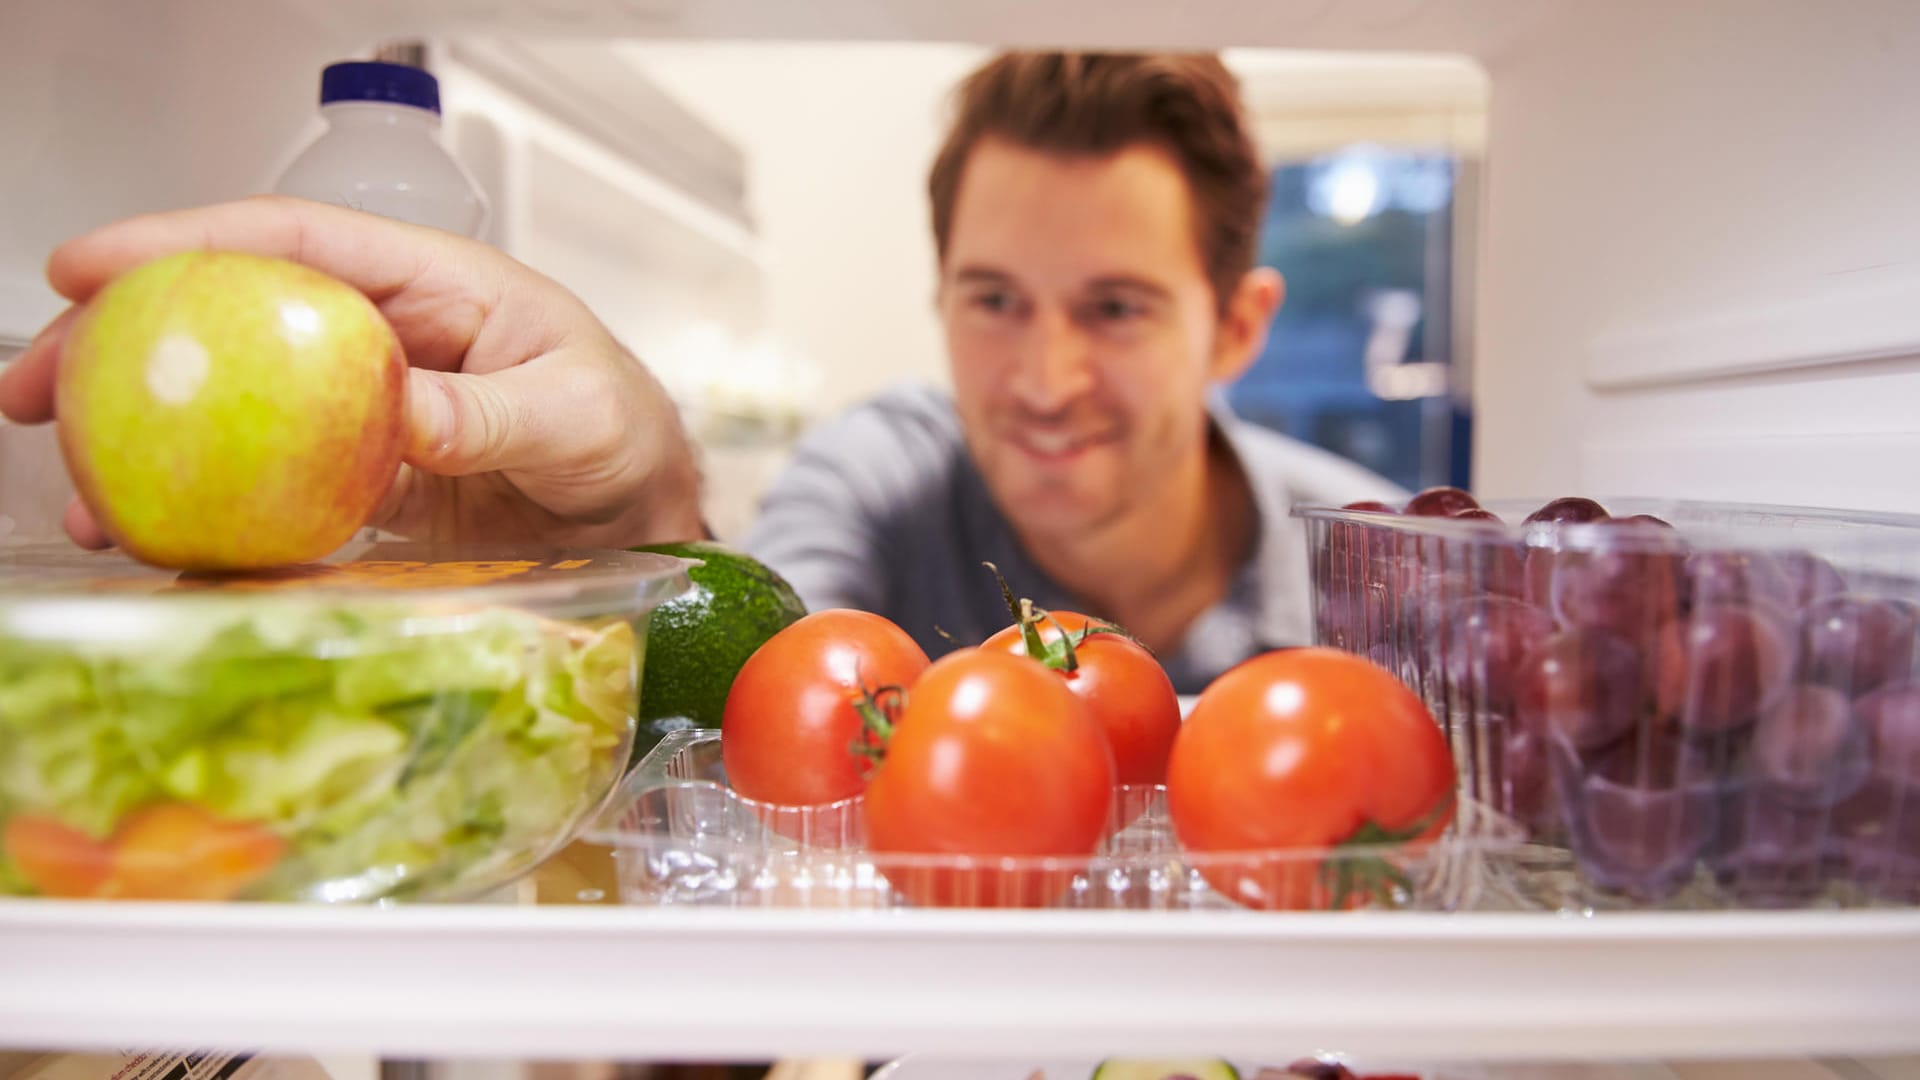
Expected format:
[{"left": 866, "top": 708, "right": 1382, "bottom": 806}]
[{"left": 54, "top": 250, "right": 406, "bottom": 571}]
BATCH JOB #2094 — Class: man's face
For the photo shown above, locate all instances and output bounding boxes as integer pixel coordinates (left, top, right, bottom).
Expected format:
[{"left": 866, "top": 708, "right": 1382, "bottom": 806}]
[{"left": 938, "top": 137, "right": 1244, "bottom": 544}]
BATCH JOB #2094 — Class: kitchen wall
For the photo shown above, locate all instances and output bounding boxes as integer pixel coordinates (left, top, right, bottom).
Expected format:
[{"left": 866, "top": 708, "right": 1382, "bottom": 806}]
[
  {"left": 1473, "top": 0, "right": 1920, "bottom": 512},
  {"left": 621, "top": 42, "right": 988, "bottom": 416}
]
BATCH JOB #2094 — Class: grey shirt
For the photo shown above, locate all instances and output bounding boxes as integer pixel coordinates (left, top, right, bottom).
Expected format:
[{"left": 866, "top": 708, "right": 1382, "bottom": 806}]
[{"left": 738, "top": 383, "right": 1407, "bottom": 695}]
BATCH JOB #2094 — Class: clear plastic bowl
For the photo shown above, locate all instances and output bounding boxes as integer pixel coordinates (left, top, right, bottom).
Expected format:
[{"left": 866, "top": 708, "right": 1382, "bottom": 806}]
[
  {"left": 584, "top": 729, "right": 1521, "bottom": 912},
  {"left": 0, "top": 541, "right": 690, "bottom": 903},
  {"left": 1296, "top": 498, "right": 1920, "bottom": 911}
]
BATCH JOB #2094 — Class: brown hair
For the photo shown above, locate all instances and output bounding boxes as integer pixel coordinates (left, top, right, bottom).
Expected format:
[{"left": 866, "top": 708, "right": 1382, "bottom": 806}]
[{"left": 929, "top": 52, "right": 1268, "bottom": 315}]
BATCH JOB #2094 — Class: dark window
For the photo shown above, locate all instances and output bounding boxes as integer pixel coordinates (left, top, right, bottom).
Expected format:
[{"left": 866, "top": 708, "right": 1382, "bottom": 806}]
[{"left": 1226, "top": 145, "right": 1472, "bottom": 492}]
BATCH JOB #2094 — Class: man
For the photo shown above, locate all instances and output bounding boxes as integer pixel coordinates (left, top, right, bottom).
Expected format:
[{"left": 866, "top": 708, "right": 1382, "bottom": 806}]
[
  {"left": 739, "top": 53, "right": 1403, "bottom": 691},
  {"left": 0, "top": 52, "right": 1401, "bottom": 692}
]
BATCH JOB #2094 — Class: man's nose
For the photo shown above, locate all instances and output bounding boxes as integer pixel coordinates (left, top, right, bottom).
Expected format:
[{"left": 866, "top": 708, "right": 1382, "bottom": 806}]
[{"left": 1008, "top": 307, "right": 1094, "bottom": 413}]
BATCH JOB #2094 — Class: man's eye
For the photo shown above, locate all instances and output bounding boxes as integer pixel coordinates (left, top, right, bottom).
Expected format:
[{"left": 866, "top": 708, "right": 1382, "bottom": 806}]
[
  {"left": 1092, "top": 297, "right": 1145, "bottom": 322},
  {"left": 972, "top": 290, "right": 1017, "bottom": 314}
]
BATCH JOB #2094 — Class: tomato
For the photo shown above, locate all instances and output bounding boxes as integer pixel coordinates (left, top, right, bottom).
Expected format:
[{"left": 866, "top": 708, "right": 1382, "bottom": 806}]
[
  {"left": 3, "top": 804, "right": 285, "bottom": 901},
  {"left": 3, "top": 816, "right": 114, "bottom": 898},
  {"left": 1166, "top": 647, "right": 1455, "bottom": 911},
  {"left": 984, "top": 610, "right": 1181, "bottom": 785},
  {"left": 721, "top": 609, "right": 930, "bottom": 815},
  {"left": 109, "top": 802, "right": 285, "bottom": 901},
  {"left": 865, "top": 648, "right": 1116, "bottom": 907}
]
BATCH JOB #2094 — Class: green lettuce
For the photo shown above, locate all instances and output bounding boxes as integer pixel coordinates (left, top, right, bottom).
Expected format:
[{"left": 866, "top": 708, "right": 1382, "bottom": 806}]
[{"left": 0, "top": 602, "right": 639, "bottom": 901}]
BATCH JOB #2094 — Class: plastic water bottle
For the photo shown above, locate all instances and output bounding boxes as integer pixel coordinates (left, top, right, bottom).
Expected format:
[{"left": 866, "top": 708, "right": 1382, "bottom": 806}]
[{"left": 274, "top": 61, "right": 488, "bottom": 239}]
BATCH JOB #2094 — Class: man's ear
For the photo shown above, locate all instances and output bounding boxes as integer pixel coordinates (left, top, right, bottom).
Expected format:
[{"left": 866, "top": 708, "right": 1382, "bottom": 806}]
[{"left": 1208, "top": 267, "right": 1285, "bottom": 383}]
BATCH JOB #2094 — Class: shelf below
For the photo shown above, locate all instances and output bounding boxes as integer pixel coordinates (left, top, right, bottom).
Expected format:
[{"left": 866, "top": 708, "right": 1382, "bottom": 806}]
[{"left": 4, "top": 901, "right": 1918, "bottom": 1063}]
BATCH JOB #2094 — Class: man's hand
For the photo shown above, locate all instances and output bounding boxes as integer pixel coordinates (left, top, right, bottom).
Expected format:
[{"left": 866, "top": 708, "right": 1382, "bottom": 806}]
[{"left": 0, "top": 196, "right": 705, "bottom": 550}]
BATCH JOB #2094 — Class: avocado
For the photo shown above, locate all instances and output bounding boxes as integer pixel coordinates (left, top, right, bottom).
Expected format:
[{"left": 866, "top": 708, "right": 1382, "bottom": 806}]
[{"left": 627, "top": 541, "right": 807, "bottom": 767}]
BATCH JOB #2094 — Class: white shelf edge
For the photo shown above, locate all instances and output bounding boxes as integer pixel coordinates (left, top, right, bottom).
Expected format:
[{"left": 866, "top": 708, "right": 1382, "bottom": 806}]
[
  {"left": 5, "top": 902, "right": 1920, "bottom": 1062},
  {"left": 1584, "top": 264, "right": 1920, "bottom": 392}
]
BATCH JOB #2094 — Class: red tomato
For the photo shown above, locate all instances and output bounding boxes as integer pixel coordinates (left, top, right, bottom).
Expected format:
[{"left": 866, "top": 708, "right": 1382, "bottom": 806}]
[
  {"left": 984, "top": 610, "right": 1181, "bottom": 785},
  {"left": 1167, "top": 647, "right": 1456, "bottom": 911},
  {"left": 3, "top": 816, "right": 113, "bottom": 898},
  {"left": 109, "top": 803, "right": 285, "bottom": 901},
  {"left": 865, "top": 648, "right": 1116, "bottom": 907},
  {"left": 721, "top": 609, "right": 930, "bottom": 812}
]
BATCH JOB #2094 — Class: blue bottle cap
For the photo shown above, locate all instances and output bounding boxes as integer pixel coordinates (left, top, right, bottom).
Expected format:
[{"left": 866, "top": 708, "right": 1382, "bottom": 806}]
[{"left": 319, "top": 61, "right": 441, "bottom": 114}]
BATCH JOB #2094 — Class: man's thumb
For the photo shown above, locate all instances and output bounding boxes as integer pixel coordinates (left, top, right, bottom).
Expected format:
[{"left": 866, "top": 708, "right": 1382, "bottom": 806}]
[{"left": 404, "top": 367, "right": 520, "bottom": 476}]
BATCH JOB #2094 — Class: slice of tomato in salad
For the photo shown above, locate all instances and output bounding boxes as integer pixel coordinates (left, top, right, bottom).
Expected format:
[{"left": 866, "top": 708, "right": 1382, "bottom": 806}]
[
  {"left": 3, "top": 816, "right": 115, "bottom": 898},
  {"left": 109, "top": 803, "right": 286, "bottom": 901}
]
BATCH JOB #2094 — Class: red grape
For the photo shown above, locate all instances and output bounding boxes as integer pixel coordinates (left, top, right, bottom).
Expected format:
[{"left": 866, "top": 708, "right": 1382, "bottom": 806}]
[
  {"left": 1404, "top": 485, "right": 1479, "bottom": 517},
  {"left": 1831, "top": 772, "right": 1920, "bottom": 859},
  {"left": 1777, "top": 552, "right": 1846, "bottom": 610},
  {"left": 1585, "top": 723, "right": 1719, "bottom": 790},
  {"left": 1562, "top": 758, "right": 1719, "bottom": 899},
  {"left": 1524, "top": 497, "right": 1611, "bottom": 525},
  {"left": 1800, "top": 596, "right": 1919, "bottom": 696},
  {"left": 1514, "top": 627, "right": 1646, "bottom": 749},
  {"left": 1653, "top": 605, "right": 1796, "bottom": 735},
  {"left": 1714, "top": 792, "right": 1832, "bottom": 905},
  {"left": 1285, "top": 1061, "right": 1358, "bottom": 1080},
  {"left": 1688, "top": 551, "right": 1794, "bottom": 612},
  {"left": 1620, "top": 514, "right": 1675, "bottom": 529},
  {"left": 1435, "top": 596, "right": 1557, "bottom": 714},
  {"left": 1856, "top": 682, "right": 1920, "bottom": 786},
  {"left": 1433, "top": 511, "right": 1528, "bottom": 597},
  {"left": 1751, "top": 684, "right": 1869, "bottom": 807},
  {"left": 1341, "top": 500, "right": 1397, "bottom": 514},
  {"left": 1550, "top": 537, "right": 1688, "bottom": 639},
  {"left": 1843, "top": 843, "right": 1920, "bottom": 902}
]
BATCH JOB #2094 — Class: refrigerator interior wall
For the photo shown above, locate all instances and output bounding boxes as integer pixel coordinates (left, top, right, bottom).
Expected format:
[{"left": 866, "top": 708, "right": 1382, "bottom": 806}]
[
  {"left": 0, "top": 1, "right": 364, "bottom": 542},
  {"left": 1471, "top": 0, "right": 1920, "bottom": 512}
]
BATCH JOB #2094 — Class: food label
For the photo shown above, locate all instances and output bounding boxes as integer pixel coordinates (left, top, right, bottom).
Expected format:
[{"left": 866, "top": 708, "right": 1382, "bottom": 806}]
[{"left": 7, "top": 1052, "right": 331, "bottom": 1080}]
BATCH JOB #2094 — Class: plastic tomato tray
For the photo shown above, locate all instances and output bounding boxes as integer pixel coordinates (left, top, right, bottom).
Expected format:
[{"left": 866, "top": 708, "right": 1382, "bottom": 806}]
[
  {"left": 583, "top": 729, "right": 1523, "bottom": 912},
  {"left": 1297, "top": 497, "right": 1920, "bottom": 912}
]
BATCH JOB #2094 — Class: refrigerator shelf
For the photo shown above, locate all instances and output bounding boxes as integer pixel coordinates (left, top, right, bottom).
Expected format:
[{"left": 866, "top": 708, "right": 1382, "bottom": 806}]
[{"left": 3, "top": 900, "right": 1918, "bottom": 1063}]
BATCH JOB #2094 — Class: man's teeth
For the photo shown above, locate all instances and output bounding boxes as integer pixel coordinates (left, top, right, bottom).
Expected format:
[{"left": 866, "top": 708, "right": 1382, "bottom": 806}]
[{"left": 1025, "top": 431, "right": 1086, "bottom": 454}]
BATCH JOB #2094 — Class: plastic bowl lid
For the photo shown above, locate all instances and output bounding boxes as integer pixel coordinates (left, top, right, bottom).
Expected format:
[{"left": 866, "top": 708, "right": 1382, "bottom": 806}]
[{"left": 0, "top": 540, "right": 694, "bottom": 639}]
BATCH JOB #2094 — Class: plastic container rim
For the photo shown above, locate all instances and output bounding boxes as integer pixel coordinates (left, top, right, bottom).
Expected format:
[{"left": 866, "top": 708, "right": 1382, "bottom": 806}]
[
  {"left": 1294, "top": 496, "right": 1920, "bottom": 555},
  {"left": 0, "top": 540, "right": 697, "bottom": 632}
]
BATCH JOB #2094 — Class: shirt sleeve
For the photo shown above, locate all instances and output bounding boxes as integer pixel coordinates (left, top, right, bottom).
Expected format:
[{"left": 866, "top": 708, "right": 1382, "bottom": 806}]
[{"left": 735, "top": 403, "right": 912, "bottom": 614}]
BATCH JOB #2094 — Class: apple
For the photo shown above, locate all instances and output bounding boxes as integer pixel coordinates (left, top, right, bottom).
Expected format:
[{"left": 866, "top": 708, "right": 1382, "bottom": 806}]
[{"left": 55, "top": 250, "right": 405, "bottom": 571}]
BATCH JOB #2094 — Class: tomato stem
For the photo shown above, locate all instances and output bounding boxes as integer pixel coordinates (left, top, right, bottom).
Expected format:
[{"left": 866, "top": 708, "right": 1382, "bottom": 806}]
[
  {"left": 1028, "top": 601, "right": 1082, "bottom": 673},
  {"left": 847, "top": 670, "right": 909, "bottom": 770},
  {"left": 981, "top": 560, "right": 1155, "bottom": 671},
  {"left": 1317, "top": 791, "right": 1457, "bottom": 910}
]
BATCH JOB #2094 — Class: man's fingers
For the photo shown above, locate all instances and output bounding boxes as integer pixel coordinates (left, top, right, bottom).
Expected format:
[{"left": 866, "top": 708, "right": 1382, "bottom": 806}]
[
  {"left": 403, "top": 362, "right": 607, "bottom": 479},
  {"left": 62, "top": 496, "right": 111, "bottom": 550},
  {"left": 42, "top": 196, "right": 567, "bottom": 376},
  {"left": 0, "top": 306, "right": 79, "bottom": 424},
  {"left": 46, "top": 196, "right": 451, "bottom": 306}
]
